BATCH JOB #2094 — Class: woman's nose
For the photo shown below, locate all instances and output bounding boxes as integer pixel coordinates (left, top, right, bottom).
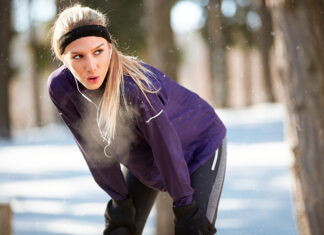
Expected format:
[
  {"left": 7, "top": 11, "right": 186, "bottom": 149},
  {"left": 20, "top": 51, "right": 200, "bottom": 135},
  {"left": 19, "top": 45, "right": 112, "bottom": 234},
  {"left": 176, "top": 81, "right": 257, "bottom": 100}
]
[{"left": 85, "top": 57, "right": 97, "bottom": 73}]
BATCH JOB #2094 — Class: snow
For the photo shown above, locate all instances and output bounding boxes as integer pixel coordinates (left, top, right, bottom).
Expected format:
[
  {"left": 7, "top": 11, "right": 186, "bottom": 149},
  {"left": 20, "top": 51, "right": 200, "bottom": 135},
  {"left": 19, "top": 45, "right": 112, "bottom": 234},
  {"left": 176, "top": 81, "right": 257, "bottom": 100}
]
[{"left": 0, "top": 102, "right": 297, "bottom": 234}]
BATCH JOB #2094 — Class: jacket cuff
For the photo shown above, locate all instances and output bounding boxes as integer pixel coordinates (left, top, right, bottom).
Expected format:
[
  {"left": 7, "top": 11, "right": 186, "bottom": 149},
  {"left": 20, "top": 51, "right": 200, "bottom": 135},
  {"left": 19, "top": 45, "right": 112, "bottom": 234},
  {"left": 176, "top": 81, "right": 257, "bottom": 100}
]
[
  {"left": 173, "top": 195, "right": 193, "bottom": 208},
  {"left": 172, "top": 199, "right": 197, "bottom": 219},
  {"left": 111, "top": 196, "right": 133, "bottom": 208}
]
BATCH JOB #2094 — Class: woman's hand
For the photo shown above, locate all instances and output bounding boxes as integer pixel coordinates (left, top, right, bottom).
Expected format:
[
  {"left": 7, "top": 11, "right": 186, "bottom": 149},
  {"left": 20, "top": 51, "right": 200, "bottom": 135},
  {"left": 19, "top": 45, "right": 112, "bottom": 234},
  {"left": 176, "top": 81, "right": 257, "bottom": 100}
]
[
  {"left": 103, "top": 197, "right": 137, "bottom": 235},
  {"left": 173, "top": 200, "right": 217, "bottom": 235}
]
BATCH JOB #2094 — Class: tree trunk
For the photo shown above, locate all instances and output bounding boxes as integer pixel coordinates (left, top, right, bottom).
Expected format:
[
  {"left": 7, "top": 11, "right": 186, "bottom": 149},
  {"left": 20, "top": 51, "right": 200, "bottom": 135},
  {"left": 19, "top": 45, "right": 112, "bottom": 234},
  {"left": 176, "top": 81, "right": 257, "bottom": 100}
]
[
  {"left": 243, "top": 49, "right": 252, "bottom": 106},
  {"left": 0, "top": 204, "right": 11, "bottom": 235},
  {"left": 258, "top": 0, "right": 275, "bottom": 102},
  {"left": 29, "top": 0, "right": 42, "bottom": 127},
  {"left": 0, "top": 0, "right": 11, "bottom": 139},
  {"left": 144, "top": 0, "right": 177, "bottom": 234},
  {"left": 207, "top": 0, "right": 227, "bottom": 107},
  {"left": 55, "top": 0, "right": 79, "bottom": 12},
  {"left": 155, "top": 192, "right": 173, "bottom": 235},
  {"left": 268, "top": 1, "right": 324, "bottom": 234},
  {"left": 144, "top": 0, "right": 178, "bottom": 82}
]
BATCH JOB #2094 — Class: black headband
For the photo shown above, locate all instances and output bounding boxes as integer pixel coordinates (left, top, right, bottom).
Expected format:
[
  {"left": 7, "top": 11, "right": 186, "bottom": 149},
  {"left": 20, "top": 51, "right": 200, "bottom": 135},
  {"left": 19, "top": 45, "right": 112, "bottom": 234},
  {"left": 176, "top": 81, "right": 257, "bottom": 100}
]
[{"left": 58, "top": 25, "right": 112, "bottom": 54}]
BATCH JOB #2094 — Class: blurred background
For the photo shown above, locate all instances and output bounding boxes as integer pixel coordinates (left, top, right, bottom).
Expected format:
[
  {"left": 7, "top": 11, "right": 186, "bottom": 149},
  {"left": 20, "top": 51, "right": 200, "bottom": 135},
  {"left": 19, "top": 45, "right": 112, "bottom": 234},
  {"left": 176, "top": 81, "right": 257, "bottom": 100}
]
[{"left": 0, "top": 0, "right": 323, "bottom": 234}]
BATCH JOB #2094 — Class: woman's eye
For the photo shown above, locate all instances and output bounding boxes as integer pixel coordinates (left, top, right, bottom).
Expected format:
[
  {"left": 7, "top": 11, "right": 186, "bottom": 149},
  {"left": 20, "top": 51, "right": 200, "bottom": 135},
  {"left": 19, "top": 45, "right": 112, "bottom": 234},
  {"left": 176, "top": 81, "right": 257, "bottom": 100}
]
[
  {"left": 73, "top": 55, "right": 82, "bottom": 59},
  {"left": 94, "top": 49, "right": 103, "bottom": 55}
]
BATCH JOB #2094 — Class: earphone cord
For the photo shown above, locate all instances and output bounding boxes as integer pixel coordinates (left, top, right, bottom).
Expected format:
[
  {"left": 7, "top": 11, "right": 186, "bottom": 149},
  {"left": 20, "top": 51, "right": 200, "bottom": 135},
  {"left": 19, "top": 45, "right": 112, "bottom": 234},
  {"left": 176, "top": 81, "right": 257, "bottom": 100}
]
[
  {"left": 74, "top": 78, "right": 111, "bottom": 157},
  {"left": 73, "top": 47, "right": 113, "bottom": 157}
]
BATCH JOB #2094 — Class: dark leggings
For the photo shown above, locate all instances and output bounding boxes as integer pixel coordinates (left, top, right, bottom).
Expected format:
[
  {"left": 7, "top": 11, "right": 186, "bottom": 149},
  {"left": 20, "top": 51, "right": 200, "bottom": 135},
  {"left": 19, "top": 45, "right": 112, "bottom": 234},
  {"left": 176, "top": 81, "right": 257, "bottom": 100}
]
[{"left": 122, "top": 137, "right": 227, "bottom": 234}]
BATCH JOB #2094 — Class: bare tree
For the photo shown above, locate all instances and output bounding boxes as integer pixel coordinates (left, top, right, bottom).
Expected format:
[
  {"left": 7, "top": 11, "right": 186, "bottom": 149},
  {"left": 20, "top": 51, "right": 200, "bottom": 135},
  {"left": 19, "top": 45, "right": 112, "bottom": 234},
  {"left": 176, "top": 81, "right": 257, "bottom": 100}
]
[
  {"left": 28, "top": 0, "right": 42, "bottom": 127},
  {"left": 144, "top": 0, "right": 177, "bottom": 81},
  {"left": 144, "top": 0, "right": 177, "bottom": 234},
  {"left": 258, "top": 0, "right": 275, "bottom": 102},
  {"left": 242, "top": 48, "right": 252, "bottom": 106},
  {"left": 207, "top": 0, "right": 228, "bottom": 107},
  {"left": 0, "top": 204, "right": 11, "bottom": 235},
  {"left": 0, "top": 0, "right": 11, "bottom": 139},
  {"left": 55, "top": 0, "right": 79, "bottom": 12},
  {"left": 268, "top": 1, "right": 324, "bottom": 234}
]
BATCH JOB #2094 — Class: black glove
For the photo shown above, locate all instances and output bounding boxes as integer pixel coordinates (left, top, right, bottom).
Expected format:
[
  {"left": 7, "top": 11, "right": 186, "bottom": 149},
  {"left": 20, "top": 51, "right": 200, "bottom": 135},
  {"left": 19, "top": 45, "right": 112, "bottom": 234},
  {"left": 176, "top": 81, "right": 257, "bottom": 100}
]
[
  {"left": 103, "top": 197, "right": 137, "bottom": 235},
  {"left": 173, "top": 200, "right": 217, "bottom": 235},
  {"left": 107, "top": 227, "right": 132, "bottom": 235}
]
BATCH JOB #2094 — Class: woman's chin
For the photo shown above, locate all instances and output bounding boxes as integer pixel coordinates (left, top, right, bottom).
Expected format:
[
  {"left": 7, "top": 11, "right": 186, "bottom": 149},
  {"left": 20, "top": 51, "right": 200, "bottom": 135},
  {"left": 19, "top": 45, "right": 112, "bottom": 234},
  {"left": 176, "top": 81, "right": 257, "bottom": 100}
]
[
  {"left": 84, "top": 79, "right": 104, "bottom": 90},
  {"left": 85, "top": 84, "right": 101, "bottom": 90}
]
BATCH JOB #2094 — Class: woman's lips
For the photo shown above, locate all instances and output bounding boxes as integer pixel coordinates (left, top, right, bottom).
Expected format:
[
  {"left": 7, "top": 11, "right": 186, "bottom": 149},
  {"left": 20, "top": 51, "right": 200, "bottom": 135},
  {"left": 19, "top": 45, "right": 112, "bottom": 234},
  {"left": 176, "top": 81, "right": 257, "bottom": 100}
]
[{"left": 87, "top": 76, "right": 99, "bottom": 83}]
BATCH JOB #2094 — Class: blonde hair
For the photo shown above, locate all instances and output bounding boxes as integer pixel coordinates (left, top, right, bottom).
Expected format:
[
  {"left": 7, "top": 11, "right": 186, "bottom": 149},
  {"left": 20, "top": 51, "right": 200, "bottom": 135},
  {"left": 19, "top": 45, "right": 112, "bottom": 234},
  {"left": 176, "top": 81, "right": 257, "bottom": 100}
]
[{"left": 51, "top": 4, "right": 158, "bottom": 143}]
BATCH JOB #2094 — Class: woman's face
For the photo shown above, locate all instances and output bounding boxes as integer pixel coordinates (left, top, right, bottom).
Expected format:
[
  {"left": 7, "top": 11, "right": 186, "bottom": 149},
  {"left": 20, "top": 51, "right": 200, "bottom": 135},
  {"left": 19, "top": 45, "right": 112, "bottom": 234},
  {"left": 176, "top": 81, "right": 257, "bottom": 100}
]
[{"left": 62, "top": 36, "right": 111, "bottom": 90}]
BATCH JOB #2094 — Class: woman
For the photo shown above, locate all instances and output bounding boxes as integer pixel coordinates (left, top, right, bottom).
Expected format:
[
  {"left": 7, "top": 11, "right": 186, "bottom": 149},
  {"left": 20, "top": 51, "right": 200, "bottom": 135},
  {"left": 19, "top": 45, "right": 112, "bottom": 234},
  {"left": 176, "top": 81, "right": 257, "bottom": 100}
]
[{"left": 48, "top": 4, "right": 226, "bottom": 235}]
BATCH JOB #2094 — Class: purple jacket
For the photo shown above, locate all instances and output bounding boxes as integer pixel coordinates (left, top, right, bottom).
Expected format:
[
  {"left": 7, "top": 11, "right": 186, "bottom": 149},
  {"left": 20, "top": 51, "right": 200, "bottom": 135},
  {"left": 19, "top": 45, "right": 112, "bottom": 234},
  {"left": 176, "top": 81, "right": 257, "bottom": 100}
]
[{"left": 47, "top": 63, "right": 226, "bottom": 207}]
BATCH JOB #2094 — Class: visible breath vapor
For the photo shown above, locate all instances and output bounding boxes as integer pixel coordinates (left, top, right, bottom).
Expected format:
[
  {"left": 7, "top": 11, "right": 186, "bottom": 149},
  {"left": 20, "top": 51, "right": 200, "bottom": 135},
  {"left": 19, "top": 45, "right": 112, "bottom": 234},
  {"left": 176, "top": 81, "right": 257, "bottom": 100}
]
[{"left": 76, "top": 101, "right": 139, "bottom": 168}]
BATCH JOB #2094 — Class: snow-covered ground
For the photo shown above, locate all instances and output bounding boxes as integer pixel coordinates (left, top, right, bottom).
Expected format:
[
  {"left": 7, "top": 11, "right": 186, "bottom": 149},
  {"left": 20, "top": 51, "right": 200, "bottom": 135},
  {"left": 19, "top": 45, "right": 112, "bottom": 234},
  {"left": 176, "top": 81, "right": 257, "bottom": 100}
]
[{"left": 0, "top": 102, "right": 297, "bottom": 235}]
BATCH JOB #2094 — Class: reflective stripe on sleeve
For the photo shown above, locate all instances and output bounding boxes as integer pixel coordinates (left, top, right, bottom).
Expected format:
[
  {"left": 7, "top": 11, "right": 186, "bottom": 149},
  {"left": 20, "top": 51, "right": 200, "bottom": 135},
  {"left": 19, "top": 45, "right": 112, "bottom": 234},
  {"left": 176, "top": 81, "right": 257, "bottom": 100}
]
[{"left": 145, "top": 109, "right": 164, "bottom": 123}]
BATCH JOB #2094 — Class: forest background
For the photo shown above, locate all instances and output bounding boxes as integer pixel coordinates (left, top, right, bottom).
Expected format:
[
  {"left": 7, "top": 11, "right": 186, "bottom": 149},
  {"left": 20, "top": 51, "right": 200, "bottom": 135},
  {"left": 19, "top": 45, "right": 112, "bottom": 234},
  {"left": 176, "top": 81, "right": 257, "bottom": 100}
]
[{"left": 0, "top": 0, "right": 323, "bottom": 234}]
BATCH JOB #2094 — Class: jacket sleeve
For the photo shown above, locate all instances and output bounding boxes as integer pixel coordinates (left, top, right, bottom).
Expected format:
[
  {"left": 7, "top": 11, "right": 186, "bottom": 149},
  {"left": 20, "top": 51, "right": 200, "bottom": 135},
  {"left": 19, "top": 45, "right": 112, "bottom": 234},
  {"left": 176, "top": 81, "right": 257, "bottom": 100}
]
[
  {"left": 130, "top": 79, "right": 194, "bottom": 207},
  {"left": 47, "top": 72, "right": 129, "bottom": 201}
]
